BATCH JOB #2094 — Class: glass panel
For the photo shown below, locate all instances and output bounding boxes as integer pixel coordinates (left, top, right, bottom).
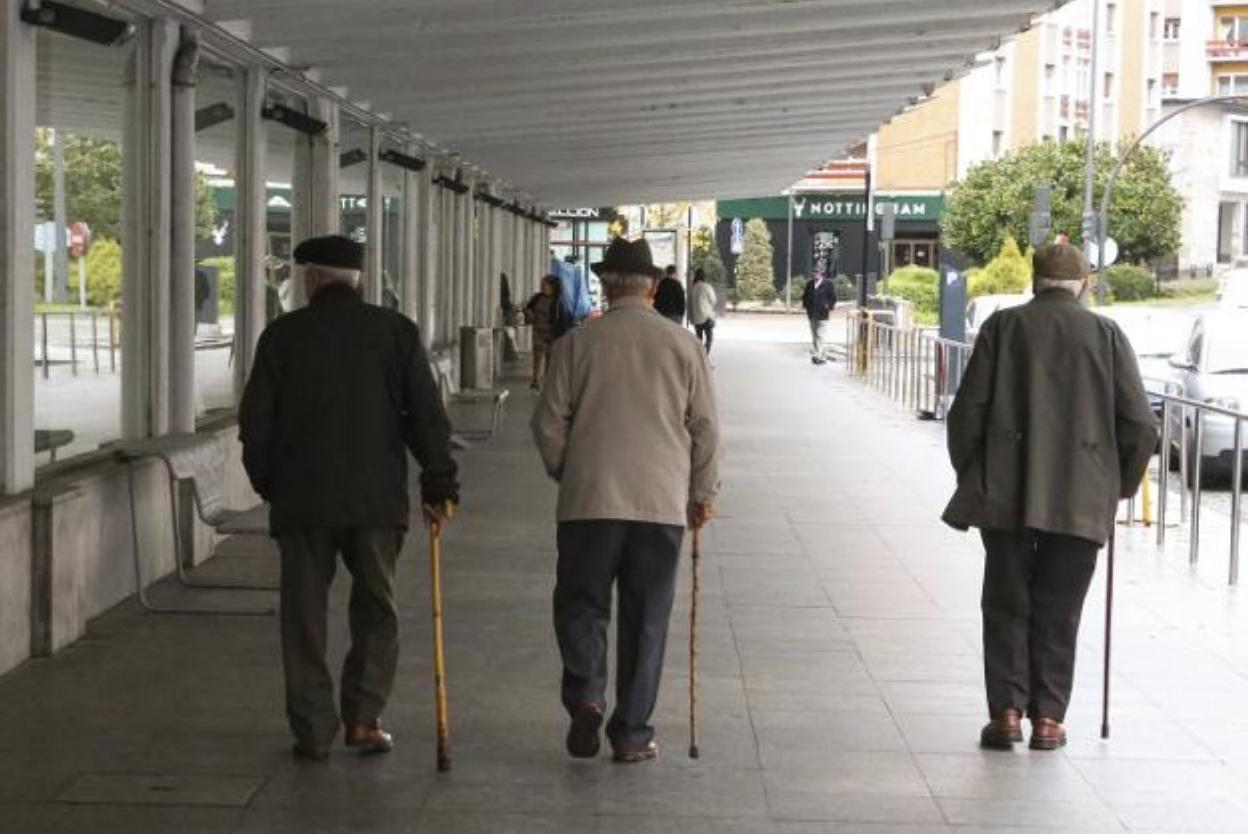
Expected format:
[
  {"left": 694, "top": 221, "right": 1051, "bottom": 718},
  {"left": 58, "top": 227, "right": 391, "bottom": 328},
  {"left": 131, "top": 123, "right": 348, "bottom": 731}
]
[
  {"left": 380, "top": 145, "right": 405, "bottom": 311},
  {"left": 586, "top": 222, "right": 611, "bottom": 243},
  {"left": 893, "top": 242, "right": 912, "bottom": 268},
  {"left": 264, "top": 89, "right": 299, "bottom": 320},
  {"left": 193, "top": 63, "right": 239, "bottom": 413},
  {"left": 338, "top": 118, "right": 369, "bottom": 244},
  {"left": 33, "top": 16, "right": 139, "bottom": 462},
  {"left": 913, "top": 243, "right": 934, "bottom": 268}
]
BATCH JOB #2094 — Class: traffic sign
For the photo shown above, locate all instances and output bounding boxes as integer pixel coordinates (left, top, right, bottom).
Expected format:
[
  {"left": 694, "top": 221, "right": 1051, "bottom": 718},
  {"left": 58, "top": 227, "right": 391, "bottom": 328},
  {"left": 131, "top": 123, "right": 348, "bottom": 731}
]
[{"left": 1087, "top": 236, "right": 1120, "bottom": 268}]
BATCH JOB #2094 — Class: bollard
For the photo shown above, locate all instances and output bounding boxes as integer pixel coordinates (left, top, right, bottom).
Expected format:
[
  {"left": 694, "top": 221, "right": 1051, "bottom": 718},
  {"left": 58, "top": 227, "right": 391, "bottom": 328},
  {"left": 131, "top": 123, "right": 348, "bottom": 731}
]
[
  {"left": 1141, "top": 466, "right": 1152, "bottom": 528},
  {"left": 1232, "top": 417, "right": 1243, "bottom": 587},
  {"left": 69, "top": 313, "right": 77, "bottom": 377},
  {"left": 1191, "top": 411, "right": 1204, "bottom": 567},
  {"left": 1158, "top": 400, "right": 1170, "bottom": 546}
]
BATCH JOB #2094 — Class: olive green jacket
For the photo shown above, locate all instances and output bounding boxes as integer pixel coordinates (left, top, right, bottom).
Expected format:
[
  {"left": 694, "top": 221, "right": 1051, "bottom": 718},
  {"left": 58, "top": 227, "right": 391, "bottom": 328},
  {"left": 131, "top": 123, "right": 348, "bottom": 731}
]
[{"left": 941, "top": 290, "right": 1158, "bottom": 545}]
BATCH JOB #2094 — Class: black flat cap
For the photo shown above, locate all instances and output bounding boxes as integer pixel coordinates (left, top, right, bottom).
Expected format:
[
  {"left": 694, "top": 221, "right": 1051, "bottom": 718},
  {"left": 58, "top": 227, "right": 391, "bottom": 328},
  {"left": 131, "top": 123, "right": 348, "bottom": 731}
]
[{"left": 293, "top": 235, "right": 364, "bottom": 270}]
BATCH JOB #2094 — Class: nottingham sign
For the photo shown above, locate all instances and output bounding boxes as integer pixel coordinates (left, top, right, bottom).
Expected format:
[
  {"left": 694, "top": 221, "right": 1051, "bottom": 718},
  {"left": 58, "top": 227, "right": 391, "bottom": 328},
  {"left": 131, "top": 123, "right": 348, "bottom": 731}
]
[{"left": 717, "top": 193, "right": 945, "bottom": 223}]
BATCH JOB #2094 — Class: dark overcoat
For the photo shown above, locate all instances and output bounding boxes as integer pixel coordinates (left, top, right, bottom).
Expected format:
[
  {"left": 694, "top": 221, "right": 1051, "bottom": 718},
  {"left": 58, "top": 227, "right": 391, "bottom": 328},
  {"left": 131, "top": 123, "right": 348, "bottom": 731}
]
[
  {"left": 239, "top": 283, "right": 459, "bottom": 536},
  {"left": 941, "top": 289, "right": 1158, "bottom": 545}
]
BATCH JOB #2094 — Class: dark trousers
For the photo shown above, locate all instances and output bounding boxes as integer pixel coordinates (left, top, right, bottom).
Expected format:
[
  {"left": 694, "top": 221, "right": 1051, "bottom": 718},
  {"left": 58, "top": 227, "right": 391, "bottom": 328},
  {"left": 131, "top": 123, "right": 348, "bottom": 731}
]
[
  {"left": 554, "top": 520, "right": 683, "bottom": 747},
  {"left": 695, "top": 321, "right": 715, "bottom": 354},
  {"left": 980, "top": 528, "right": 1099, "bottom": 722},
  {"left": 277, "top": 527, "right": 402, "bottom": 749}
]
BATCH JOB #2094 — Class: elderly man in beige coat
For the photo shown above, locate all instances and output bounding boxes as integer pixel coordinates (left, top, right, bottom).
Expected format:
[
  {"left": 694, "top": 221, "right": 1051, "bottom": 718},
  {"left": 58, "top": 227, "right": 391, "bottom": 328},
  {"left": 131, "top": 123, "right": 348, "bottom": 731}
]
[{"left": 532, "top": 237, "right": 721, "bottom": 764}]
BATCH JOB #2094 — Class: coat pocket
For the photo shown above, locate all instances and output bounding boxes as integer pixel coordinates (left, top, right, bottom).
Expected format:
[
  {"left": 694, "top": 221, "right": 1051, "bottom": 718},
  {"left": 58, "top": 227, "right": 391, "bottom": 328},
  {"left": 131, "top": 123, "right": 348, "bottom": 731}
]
[{"left": 983, "top": 428, "right": 1024, "bottom": 508}]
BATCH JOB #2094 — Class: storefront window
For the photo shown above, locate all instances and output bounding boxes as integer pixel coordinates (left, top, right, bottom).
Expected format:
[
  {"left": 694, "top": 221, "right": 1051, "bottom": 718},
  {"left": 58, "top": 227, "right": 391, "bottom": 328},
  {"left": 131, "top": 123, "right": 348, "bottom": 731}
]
[
  {"left": 380, "top": 145, "right": 405, "bottom": 310},
  {"left": 193, "top": 63, "right": 239, "bottom": 413},
  {"left": 33, "top": 16, "right": 139, "bottom": 462},
  {"left": 264, "top": 88, "right": 299, "bottom": 320},
  {"left": 338, "top": 118, "right": 369, "bottom": 244}
]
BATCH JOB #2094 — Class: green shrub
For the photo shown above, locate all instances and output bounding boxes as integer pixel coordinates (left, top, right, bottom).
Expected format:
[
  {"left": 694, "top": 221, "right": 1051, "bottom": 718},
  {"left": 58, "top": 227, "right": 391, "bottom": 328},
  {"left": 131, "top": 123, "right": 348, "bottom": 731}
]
[
  {"left": 969, "top": 236, "right": 1032, "bottom": 298},
  {"left": 788, "top": 275, "right": 809, "bottom": 307},
  {"left": 884, "top": 265, "right": 938, "bottom": 318},
  {"left": 832, "top": 274, "right": 855, "bottom": 302},
  {"left": 83, "top": 237, "right": 122, "bottom": 307},
  {"left": 1104, "top": 264, "right": 1154, "bottom": 301},
  {"left": 199, "top": 256, "right": 237, "bottom": 314}
]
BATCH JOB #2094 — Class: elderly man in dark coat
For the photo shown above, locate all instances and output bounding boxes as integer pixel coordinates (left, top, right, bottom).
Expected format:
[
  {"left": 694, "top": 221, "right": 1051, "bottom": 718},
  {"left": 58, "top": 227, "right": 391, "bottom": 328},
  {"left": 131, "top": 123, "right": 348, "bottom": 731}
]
[
  {"left": 239, "top": 235, "right": 458, "bottom": 760},
  {"left": 942, "top": 243, "right": 1157, "bottom": 752}
]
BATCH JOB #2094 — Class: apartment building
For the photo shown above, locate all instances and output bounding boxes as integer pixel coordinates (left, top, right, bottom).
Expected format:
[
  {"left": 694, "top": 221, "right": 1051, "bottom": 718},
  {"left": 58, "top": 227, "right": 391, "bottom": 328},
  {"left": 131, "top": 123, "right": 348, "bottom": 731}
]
[{"left": 1152, "top": 1, "right": 1248, "bottom": 270}]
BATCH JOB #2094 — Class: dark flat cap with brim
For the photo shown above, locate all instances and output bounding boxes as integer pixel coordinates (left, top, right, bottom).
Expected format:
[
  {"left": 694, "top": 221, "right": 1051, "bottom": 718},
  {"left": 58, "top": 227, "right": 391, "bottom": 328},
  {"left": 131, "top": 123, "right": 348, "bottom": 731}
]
[
  {"left": 591, "top": 237, "right": 662, "bottom": 280},
  {"left": 293, "top": 235, "right": 364, "bottom": 270},
  {"left": 1033, "top": 243, "right": 1089, "bottom": 282}
]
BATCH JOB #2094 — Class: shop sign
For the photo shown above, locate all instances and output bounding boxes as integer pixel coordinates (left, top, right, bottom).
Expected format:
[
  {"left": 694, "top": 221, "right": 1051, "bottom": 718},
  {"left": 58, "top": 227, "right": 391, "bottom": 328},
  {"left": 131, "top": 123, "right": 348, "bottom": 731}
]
[{"left": 717, "top": 193, "right": 945, "bottom": 222}]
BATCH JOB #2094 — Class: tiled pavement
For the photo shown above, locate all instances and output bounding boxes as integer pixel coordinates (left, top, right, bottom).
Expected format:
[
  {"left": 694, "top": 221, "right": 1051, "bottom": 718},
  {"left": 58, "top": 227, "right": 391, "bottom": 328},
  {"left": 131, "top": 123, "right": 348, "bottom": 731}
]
[{"left": 3, "top": 313, "right": 1248, "bottom": 833}]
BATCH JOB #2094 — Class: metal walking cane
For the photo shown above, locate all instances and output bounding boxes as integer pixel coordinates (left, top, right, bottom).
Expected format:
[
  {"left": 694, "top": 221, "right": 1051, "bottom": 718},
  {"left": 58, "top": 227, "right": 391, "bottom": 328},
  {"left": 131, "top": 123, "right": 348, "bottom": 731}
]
[
  {"left": 689, "top": 525, "right": 703, "bottom": 760},
  {"left": 1101, "top": 527, "right": 1115, "bottom": 741},
  {"left": 429, "top": 505, "right": 455, "bottom": 772}
]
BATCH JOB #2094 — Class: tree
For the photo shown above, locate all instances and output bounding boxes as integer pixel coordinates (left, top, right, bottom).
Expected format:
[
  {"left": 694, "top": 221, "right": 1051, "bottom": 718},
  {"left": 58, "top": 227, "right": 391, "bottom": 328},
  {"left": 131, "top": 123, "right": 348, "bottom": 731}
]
[
  {"left": 735, "top": 218, "right": 776, "bottom": 302},
  {"left": 968, "top": 236, "right": 1033, "bottom": 298},
  {"left": 942, "top": 139, "right": 1182, "bottom": 266},
  {"left": 689, "top": 226, "right": 726, "bottom": 287},
  {"left": 36, "top": 129, "right": 218, "bottom": 241}
]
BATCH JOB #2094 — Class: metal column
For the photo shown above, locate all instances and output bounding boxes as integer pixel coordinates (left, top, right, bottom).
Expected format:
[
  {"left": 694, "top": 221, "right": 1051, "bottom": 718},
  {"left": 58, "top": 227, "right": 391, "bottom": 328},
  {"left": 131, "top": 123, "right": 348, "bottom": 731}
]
[
  {"left": 364, "top": 126, "right": 384, "bottom": 306},
  {"left": 233, "top": 66, "right": 268, "bottom": 399},
  {"left": 0, "top": 0, "right": 36, "bottom": 492},
  {"left": 169, "top": 28, "right": 199, "bottom": 434}
]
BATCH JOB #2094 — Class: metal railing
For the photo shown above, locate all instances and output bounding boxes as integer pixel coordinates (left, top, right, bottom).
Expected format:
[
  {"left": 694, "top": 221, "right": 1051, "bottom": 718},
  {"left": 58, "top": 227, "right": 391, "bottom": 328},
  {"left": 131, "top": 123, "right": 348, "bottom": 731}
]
[
  {"left": 1155, "top": 391, "right": 1248, "bottom": 586},
  {"left": 34, "top": 311, "right": 121, "bottom": 378},
  {"left": 845, "top": 312, "right": 972, "bottom": 418},
  {"left": 847, "top": 316, "right": 1248, "bottom": 587}
]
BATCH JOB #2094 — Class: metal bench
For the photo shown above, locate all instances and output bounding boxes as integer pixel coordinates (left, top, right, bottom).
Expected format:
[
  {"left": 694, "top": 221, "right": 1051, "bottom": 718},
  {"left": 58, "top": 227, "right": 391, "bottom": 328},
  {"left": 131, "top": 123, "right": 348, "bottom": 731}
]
[
  {"left": 449, "top": 388, "right": 510, "bottom": 444},
  {"left": 35, "top": 429, "right": 75, "bottom": 462},
  {"left": 115, "top": 434, "right": 275, "bottom": 616}
]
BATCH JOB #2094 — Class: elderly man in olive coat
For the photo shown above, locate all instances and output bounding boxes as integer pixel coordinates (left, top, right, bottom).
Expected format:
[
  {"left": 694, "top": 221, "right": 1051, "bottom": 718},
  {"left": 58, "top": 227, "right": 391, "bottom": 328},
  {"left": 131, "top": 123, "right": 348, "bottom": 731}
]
[{"left": 942, "top": 243, "right": 1157, "bottom": 752}]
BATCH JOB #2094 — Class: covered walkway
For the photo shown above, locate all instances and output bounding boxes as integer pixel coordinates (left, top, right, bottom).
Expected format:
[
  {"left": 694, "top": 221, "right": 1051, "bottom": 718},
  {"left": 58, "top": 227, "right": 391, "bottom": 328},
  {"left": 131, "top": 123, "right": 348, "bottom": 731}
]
[{"left": 4, "top": 315, "right": 1248, "bottom": 833}]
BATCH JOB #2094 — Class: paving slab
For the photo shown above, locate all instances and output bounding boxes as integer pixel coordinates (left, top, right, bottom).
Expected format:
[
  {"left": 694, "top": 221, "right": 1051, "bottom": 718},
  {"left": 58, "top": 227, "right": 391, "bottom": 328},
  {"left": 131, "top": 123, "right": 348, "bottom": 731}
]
[{"left": 2, "top": 313, "right": 1248, "bottom": 832}]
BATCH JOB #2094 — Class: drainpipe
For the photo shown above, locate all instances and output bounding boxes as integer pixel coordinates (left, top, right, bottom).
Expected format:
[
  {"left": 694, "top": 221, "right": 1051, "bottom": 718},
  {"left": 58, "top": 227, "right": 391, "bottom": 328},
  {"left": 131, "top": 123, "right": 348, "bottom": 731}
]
[{"left": 170, "top": 26, "right": 199, "bottom": 434}]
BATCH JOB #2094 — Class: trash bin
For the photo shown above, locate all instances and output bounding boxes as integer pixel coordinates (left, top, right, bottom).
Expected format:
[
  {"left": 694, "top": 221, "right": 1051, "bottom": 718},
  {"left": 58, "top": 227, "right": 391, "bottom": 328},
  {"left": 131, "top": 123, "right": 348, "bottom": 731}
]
[{"left": 460, "top": 326, "right": 494, "bottom": 390}]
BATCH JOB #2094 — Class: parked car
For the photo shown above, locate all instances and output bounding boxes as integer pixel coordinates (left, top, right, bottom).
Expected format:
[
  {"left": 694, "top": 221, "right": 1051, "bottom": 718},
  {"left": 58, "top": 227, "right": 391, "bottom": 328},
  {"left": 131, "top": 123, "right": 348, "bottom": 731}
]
[
  {"left": 1166, "top": 311, "right": 1248, "bottom": 486},
  {"left": 1217, "top": 264, "right": 1248, "bottom": 307},
  {"left": 965, "top": 293, "right": 1029, "bottom": 341},
  {"left": 1096, "top": 307, "right": 1192, "bottom": 418}
]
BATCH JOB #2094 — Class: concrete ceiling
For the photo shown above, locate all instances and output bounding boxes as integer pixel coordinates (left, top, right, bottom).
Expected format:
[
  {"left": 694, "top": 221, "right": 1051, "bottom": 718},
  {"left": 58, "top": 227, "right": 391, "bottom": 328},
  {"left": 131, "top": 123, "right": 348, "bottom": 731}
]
[{"left": 183, "top": 0, "right": 1069, "bottom": 205}]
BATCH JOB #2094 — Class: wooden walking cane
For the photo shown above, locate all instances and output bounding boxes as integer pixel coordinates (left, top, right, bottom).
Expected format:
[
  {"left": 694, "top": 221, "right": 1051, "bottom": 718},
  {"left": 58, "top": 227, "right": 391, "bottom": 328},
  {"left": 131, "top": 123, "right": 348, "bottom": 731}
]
[
  {"left": 689, "top": 526, "right": 702, "bottom": 760},
  {"left": 1101, "top": 527, "right": 1115, "bottom": 741},
  {"left": 429, "top": 505, "right": 455, "bottom": 772}
]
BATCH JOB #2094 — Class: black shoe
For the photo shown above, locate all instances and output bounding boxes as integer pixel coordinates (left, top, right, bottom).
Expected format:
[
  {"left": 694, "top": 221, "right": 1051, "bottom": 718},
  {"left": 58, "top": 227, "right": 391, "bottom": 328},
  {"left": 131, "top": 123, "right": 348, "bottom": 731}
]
[
  {"left": 566, "top": 703, "right": 604, "bottom": 758},
  {"left": 811, "top": 356, "right": 826, "bottom": 365}
]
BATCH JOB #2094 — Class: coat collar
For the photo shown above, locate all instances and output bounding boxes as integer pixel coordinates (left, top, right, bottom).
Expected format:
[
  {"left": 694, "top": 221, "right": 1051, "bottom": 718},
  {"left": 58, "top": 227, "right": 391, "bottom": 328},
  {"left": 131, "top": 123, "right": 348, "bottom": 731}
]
[
  {"left": 1031, "top": 287, "right": 1082, "bottom": 305},
  {"left": 310, "top": 282, "right": 363, "bottom": 306},
  {"left": 607, "top": 296, "right": 653, "bottom": 313}
]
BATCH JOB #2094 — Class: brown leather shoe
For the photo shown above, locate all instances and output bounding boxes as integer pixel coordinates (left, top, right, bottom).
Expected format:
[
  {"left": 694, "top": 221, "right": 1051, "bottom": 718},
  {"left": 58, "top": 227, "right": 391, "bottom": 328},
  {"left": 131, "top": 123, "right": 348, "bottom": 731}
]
[
  {"left": 980, "top": 708, "right": 1024, "bottom": 750},
  {"left": 344, "top": 721, "right": 394, "bottom": 754},
  {"left": 566, "top": 703, "right": 604, "bottom": 759},
  {"left": 1029, "top": 717, "right": 1067, "bottom": 751},
  {"left": 611, "top": 740, "right": 659, "bottom": 763}
]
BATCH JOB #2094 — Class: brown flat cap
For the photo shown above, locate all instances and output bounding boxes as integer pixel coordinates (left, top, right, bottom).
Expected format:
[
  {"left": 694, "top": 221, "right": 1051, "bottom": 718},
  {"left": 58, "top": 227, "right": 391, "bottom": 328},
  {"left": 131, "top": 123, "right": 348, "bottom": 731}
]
[{"left": 1032, "top": 243, "right": 1089, "bottom": 282}]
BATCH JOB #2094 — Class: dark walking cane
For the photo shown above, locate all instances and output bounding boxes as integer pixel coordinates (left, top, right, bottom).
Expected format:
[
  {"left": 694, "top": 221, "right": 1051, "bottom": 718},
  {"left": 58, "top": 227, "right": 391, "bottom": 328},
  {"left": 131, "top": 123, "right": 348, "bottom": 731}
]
[
  {"left": 689, "top": 526, "right": 703, "bottom": 759},
  {"left": 1101, "top": 528, "right": 1115, "bottom": 740},
  {"left": 428, "top": 506, "right": 454, "bottom": 772}
]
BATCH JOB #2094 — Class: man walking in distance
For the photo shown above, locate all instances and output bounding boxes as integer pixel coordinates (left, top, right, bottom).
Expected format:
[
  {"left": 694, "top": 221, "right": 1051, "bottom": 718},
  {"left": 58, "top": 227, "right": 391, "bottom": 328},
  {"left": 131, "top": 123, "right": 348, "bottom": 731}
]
[
  {"left": 532, "top": 237, "right": 721, "bottom": 763},
  {"left": 942, "top": 243, "right": 1156, "bottom": 752},
  {"left": 240, "top": 235, "right": 459, "bottom": 761},
  {"left": 801, "top": 271, "right": 836, "bottom": 364},
  {"left": 688, "top": 267, "right": 718, "bottom": 355},
  {"left": 654, "top": 264, "right": 687, "bottom": 325}
]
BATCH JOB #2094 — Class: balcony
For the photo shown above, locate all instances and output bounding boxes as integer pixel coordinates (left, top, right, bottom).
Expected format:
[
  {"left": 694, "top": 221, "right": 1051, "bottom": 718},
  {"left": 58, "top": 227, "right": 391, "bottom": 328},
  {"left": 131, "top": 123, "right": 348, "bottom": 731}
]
[{"left": 1208, "top": 39, "right": 1248, "bottom": 61}]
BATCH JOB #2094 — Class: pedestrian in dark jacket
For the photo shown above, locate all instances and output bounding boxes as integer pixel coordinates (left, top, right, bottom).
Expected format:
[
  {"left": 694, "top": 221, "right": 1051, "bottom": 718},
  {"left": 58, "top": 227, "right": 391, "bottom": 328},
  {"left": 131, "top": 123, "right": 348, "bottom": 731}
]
[
  {"left": 239, "top": 234, "right": 459, "bottom": 761},
  {"left": 801, "top": 275, "right": 837, "bottom": 364},
  {"left": 942, "top": 243, "right": 1156, "bottom": 753},
  {"left": 653, "top": 265, "right": 686, "bottom": 324},
  {"left": 525, "top": 274, "right": 562, "bottom": 390}
]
